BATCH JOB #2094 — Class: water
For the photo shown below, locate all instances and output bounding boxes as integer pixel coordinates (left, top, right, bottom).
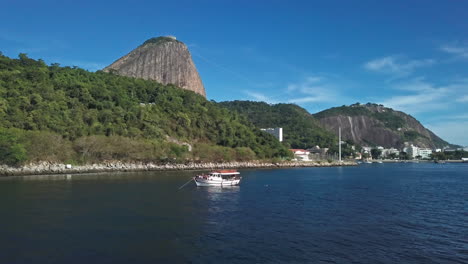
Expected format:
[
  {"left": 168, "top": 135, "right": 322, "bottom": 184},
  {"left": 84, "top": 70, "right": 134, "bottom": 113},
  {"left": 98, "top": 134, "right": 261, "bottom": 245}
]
[{"left": 0, "top": 163, "right": 467, "bottom": 263}]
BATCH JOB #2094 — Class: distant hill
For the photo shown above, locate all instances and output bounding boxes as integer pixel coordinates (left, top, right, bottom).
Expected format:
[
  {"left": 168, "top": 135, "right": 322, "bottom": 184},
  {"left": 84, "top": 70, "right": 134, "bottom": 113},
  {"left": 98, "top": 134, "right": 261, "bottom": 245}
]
[
  {"left": 0, "top": 53, "right": 289, "bottom": 165},
  {"left": 220, "top": 101, "right": 337, "bottom": 149},
  {"left": 104, "top": 36, "right": 206, "bottom": 97},
  {"left": 314, "top": 103, "right": 450, "bottom": 148}
]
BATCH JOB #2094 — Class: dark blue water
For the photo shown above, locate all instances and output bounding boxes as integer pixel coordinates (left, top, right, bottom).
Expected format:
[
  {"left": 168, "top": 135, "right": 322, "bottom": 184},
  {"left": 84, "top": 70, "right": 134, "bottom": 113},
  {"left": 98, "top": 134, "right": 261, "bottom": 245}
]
[{"left": 0, "top": 163, "right": 467, "bottom": 263}]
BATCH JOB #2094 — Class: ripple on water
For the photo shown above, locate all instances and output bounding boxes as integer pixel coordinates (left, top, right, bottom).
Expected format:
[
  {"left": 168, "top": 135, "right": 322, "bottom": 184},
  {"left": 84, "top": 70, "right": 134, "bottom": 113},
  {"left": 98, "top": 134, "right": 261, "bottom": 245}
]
[{"left": 0, "top": 163, "right": 467, "bottom": 263}]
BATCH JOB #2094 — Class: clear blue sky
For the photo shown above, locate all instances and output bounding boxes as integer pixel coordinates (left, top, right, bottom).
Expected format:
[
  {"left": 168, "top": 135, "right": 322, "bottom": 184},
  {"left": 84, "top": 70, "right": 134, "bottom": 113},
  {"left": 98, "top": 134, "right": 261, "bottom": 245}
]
[{"left": 2, "top": 0, "right": 468, "bottom": 146}]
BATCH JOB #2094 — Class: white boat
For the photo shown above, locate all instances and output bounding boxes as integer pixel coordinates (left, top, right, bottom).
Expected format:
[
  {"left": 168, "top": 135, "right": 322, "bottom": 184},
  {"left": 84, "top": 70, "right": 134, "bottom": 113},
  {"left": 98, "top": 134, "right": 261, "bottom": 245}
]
[{"left": 194, "top": 170, "right": 241, "bottom": 187}]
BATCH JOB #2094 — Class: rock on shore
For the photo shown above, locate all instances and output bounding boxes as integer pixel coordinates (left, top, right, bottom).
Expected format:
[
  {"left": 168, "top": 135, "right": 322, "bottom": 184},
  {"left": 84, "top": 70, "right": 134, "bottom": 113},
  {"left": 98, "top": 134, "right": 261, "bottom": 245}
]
[{"left": 0, "top": 160, "right": 356, "bottom": 177}]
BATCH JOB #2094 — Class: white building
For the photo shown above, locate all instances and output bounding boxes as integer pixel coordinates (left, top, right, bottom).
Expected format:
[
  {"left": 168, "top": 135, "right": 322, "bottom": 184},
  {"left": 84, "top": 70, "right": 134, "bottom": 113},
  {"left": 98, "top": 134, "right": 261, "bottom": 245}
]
[
  {"left": 381, "top": 148, "right": 399, "bottom": 158},
  {"left": 290, "top": 149, "right": 310, "bottom": 161},
  {"left": 417, "top": 148, "right": 432, "bottom": 159},
  {"left": 403, "top": 144, "right": 419, "bottom": 159},
  {"left": 362, "top": 146, "right": 372, "bottom": 154},
  {"left": 261, "top": 127, "right": 283, "bottom": 142}
]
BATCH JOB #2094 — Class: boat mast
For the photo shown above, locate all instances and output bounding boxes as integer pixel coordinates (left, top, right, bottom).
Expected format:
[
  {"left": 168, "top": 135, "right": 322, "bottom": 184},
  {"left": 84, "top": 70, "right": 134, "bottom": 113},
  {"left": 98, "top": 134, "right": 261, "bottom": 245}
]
[{"left": 339, "top": 126, "right": 342, "bottom": 162}]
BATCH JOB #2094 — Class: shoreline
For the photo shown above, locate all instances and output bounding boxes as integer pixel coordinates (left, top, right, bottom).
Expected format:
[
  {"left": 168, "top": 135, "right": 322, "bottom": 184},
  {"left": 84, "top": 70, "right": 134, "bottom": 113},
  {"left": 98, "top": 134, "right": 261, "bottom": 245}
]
[
  {"left": 377, "top": 159, "right": 465, "bottom": 163},
  {"left": 0, "top": 160, "right": 357, "bottom": 177}
]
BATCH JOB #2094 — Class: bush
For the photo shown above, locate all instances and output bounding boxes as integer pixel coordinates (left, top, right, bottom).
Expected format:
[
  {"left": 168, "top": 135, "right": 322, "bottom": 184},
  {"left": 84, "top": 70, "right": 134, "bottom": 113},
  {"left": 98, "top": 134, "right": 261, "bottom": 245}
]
[
  {"left": 21, "top": 131, "right": 74, "bottom": 163},
  {"left": 0, "top": 128, "right": 27, "bottom": 165}
]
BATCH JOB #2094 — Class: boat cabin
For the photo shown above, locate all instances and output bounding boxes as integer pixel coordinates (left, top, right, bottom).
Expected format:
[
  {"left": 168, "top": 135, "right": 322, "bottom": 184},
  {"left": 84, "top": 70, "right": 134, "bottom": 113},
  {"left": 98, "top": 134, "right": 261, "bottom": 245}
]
[{"left": 205, "top": 170, "right": 240, "bottom": 179}]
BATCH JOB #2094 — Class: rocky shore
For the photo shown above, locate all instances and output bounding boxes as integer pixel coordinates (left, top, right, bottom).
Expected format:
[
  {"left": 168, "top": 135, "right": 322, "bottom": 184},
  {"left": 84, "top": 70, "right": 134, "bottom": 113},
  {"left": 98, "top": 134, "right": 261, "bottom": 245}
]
[{"left": 0, "top": 160, "right": 356, "bottom": 177}]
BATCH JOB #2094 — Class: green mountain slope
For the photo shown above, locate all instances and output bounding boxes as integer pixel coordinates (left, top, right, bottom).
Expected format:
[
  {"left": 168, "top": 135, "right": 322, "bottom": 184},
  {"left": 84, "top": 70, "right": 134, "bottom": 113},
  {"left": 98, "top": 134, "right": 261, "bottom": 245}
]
[
  {"left": 0, "top": 53, "right": 290, "bottom": 165},
  {"left": 219, "top": 101, "right": 337, "bottom": 149},
  {"left": 314, "top": 103, "right": 450, "bottom": 148}
]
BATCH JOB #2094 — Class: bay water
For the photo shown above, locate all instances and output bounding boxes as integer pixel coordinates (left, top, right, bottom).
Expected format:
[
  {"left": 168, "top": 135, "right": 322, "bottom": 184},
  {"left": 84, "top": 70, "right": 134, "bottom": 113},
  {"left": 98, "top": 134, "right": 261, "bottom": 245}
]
[{"left": 1, "top": 163, "right": 467, "bottom": 263}]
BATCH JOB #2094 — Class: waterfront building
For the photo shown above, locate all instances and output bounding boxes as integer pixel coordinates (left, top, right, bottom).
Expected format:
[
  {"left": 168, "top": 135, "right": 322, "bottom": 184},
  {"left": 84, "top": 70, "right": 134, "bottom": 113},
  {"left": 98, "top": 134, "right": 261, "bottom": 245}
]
[
  {"left": 307, "top": 146, "right": 329, "bottom": 160},
  {"left": 403, "top": 144, "right": 419, "bottom": 159},
  {"left": 260, "top": 127, "right": 283, "bottom": 142},
  {"left": 381, "top": 148, "right": 399, "bottom": 158},
  {"left": 444, "top": 148, "right": 457, "bottom": 152},
  {"left": 417, "top": 148, "right": 432, "bottom": 159},
  {"left": 290, "top": 149, "right": 310, "bottom": 161},
  {"left": 362, "top": 146, "right": 372, "bottom": 154}
]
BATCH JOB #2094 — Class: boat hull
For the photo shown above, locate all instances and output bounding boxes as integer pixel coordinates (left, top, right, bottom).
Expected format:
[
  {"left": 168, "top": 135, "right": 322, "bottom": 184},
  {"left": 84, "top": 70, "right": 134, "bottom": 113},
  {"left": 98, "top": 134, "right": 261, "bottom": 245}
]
[{"left": 194, "top": 177, "right": 241, "bottom": 187}]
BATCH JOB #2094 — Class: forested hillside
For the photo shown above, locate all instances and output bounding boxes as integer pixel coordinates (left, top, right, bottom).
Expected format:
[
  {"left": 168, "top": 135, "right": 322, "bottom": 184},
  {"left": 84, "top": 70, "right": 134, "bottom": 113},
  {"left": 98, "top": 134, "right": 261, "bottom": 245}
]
[
  {"left": 0, "top": 53, "right": 291, "bottom": 165},
  {"left": 220, "top": 101, "right": 338, "bottom": 149}
]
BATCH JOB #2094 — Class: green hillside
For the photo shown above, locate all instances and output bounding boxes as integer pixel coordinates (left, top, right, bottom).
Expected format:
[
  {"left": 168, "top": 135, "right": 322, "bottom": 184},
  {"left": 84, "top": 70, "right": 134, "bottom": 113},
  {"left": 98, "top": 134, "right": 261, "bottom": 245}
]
[
  {"left": 0, "top": 53, "right": 291, "bottom": 165},
  {"left": 219, "top": 101, "right": 337, "bottom": 149}
]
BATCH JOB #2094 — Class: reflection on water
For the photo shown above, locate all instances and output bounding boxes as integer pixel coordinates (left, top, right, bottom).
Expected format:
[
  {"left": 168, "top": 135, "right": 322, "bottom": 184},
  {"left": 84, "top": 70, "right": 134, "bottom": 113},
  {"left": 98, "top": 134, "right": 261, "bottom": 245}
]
[{"left": 197, "top": 186, "right": 241, "bottom": 226}]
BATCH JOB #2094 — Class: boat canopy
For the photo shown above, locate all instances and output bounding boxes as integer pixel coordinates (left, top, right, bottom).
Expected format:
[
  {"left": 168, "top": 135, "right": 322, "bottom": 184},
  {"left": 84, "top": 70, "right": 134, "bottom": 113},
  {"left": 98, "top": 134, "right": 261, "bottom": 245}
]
[{"left": 210, "top": 170, "right": 240, "bottom": 175}]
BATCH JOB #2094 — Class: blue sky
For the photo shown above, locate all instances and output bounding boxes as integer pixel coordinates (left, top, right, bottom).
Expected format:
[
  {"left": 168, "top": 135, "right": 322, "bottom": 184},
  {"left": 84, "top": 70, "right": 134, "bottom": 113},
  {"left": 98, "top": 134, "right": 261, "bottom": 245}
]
[{"left": 1, "top": 0, "right": 468, "bottom": 146}]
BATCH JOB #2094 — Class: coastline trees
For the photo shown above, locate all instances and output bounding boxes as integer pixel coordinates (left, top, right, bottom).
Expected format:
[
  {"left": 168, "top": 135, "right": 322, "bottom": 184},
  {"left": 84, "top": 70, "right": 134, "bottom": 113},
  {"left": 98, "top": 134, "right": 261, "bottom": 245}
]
[{"left": 0, "top": 53, "right": 291, "bottom": 165}]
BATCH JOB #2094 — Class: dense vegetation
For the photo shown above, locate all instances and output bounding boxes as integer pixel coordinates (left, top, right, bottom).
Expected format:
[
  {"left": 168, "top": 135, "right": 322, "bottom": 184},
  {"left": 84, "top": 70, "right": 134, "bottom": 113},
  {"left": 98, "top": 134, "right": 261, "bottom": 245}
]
[
  {"left": 431, "top": 150, "right": 468, "bottom": 161},
  {"left": 219, "top": 101, "right": 337, "bottom": 149},
  {"left": 141, "top": 36, "right": 181, "bottom": 47},
  {"left": 0, "top": 53, "right": 291, "bottom": 165},
  {"left": 403, "top": 131, "right": 425, "bottom": 141}
]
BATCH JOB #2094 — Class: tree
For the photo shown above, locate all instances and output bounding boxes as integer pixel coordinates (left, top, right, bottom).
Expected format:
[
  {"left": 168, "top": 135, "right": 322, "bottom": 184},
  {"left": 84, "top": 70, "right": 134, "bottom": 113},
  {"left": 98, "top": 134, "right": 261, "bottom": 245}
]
[
  {"left": 0, "top": 54, "right": 291, "bottom": 164},
  {"left": 399, "top": 151, "right": 409, "bottom": 160},
  {"left": 430, "top": 152, "right": 446, "bottom": 161},
  {"left": 371, "top": 148, "right": 382, "bottom": 159},
  {"left": 0, "top": 128, "right": 27, "bottom": 165}
]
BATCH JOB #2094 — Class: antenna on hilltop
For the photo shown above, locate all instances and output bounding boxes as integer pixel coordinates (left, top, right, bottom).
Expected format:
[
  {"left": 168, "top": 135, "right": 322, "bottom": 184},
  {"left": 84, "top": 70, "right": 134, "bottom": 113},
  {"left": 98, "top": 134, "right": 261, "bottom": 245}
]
[{"left": 339, "top": 127, "right": 342, "bottom": 163}]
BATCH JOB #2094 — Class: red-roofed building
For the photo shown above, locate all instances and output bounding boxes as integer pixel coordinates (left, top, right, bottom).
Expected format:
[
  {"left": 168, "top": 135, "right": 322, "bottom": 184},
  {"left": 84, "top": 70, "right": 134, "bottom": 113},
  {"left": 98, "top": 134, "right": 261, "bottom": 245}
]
[{"left": 289, "top": 149, "right": 310, "bottom": 161}]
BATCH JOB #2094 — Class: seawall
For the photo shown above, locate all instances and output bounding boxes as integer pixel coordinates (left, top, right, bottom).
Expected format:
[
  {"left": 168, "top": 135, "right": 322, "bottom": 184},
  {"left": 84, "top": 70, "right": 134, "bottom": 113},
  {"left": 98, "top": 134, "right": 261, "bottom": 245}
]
[{"left": 0, "top": 160, "right": 357, "bottom": 177}]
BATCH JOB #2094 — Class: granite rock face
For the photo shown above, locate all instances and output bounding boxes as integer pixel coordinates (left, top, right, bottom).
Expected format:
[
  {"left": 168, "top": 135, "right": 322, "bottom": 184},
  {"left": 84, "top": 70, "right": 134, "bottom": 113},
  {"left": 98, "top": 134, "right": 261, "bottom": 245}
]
[
  {"left": 315, "top": 104, "right": 449, "bottom": 148},
  {"left": 104, "top": 36, "right": 206, "bottom": 97}
]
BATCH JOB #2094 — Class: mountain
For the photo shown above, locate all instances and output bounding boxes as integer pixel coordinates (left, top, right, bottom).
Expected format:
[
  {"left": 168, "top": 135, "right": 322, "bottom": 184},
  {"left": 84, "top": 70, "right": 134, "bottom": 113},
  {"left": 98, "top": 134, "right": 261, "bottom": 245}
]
[
  {"left": 104, "top": 36, "right": 206, "bottom": 97},
  {"left": 314, "top": 103, "right": 449, "bottom": 149},
  {"left": 0, "top": 54, "right": 290, "bottom": 165},
  {"left": 220, "top": 101, "right": 337, "bottom": 149}
]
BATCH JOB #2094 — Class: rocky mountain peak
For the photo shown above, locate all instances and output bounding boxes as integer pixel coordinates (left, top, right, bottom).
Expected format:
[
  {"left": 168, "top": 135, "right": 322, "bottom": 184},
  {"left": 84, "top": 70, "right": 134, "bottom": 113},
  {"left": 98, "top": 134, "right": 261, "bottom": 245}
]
[
  {"left": 314, "top": 103, "right": 450, "bottom": 149},
  {"left": 104, "top": 36, "right": 206, "bottom": 97}
]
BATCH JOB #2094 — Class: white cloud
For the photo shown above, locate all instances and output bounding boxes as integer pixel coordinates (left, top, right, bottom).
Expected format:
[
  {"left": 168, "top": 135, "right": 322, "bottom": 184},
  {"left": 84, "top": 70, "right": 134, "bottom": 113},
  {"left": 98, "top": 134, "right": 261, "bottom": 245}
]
[
  {"left": 364, "top": 56, "right": 435, "bottom": 76},
  {"left": 244, "top": 91, "right": 277, "bottom": 104},
  {"left": 286, "top": 75, "right": 343, "bottom": 104},
  {"left": 66, "top": 61, "right": 106, "bottom": 72},
  {"left": 441, "top": 45, "right": 468, "bottom": 59},
  {"left": 244, "top": 74, "right": 352, "bottom": 107},
  {"left": 456, "top": 95, "right": 468, "bottom": 102},
  {"left": 448, "top": 114, "right": 468, "bottom": 120},
  {"left": 379, "top": 78, "right": 468, "bottom": 114},
  {"left": 427, "top": 121, "right": 468, "bottom": 146}
]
